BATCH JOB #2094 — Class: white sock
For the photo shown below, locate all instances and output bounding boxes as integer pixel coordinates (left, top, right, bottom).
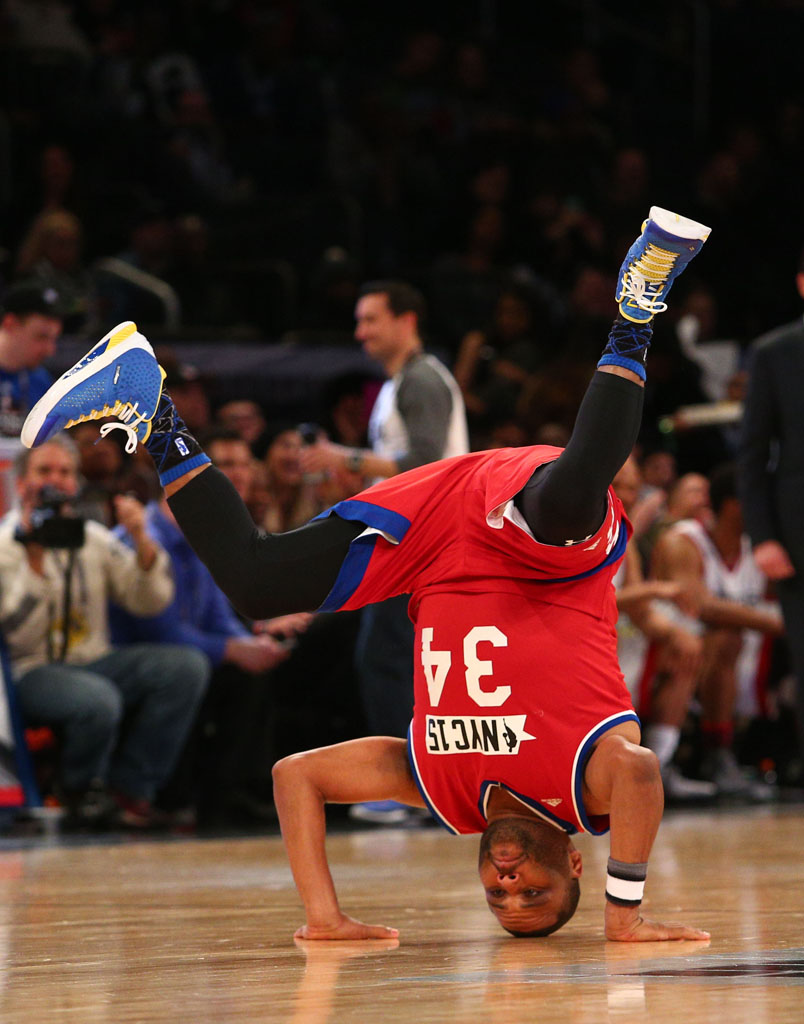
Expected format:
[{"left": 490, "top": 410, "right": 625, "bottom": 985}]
[{"left": 643, "top": 724, "right": 680, "bottom": 768}]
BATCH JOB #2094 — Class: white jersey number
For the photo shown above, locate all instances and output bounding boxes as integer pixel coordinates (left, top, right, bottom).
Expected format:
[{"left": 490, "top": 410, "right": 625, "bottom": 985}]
[
  {"left": 422, "top": 626, "right": 510, "bottom": 708},
  {"left": 421, "top": 627, "right": 452, "bottom": 706}
]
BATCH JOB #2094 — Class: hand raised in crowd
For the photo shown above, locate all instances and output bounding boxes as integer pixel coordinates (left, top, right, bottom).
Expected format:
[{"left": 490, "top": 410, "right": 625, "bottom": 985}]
[
  {"left": 113, "top": 494, "right": 147, "bottom": 540},
  {"left": 299, "top": 439, "right": 351, "bottom": 476},
  {"left": 113, "top": 493, "right": 159, "bottom": 571},
  {"left": 752, "top": 540, "right": 796, "bottom": 581},
  {"left": 254, "top": 612, "right": 314, "bottom": 640},
  {"left": 224, "top": 634, "right": 289, "bottom": 674}
]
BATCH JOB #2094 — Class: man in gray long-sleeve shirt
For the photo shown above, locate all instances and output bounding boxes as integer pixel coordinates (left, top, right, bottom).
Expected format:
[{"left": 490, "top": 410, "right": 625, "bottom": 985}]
[{"left": 303, "top": 280, "right": 469, "bottom": 823}]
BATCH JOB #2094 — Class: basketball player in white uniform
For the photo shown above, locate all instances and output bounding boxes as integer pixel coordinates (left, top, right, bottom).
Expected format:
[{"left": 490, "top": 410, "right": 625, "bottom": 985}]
[
  {"left": 612, "top": 457, "right": 712, "bottom": 800},
  {"left": 652, "top": 463, "right": 783, "bottom": 797}
]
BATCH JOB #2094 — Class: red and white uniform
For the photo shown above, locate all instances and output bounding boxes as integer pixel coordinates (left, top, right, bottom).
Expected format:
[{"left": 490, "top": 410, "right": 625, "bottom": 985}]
[
  {"left": 317, "top": 446, "right": 638, "bottom": 835},
  {"left": 669, "top": 518, "right": 775, "bottom": 717}
]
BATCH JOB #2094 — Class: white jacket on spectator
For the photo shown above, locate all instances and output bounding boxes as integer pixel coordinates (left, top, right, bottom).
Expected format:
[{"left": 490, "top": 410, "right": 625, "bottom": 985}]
[{"left": 0, "top": 512, "right": 174, "bottom": 676}]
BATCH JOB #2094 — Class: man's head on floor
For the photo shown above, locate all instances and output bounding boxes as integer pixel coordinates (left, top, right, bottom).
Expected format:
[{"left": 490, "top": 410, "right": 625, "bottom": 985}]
[{"left": 478, "top": 816, "right": 582, "bottom": 937}]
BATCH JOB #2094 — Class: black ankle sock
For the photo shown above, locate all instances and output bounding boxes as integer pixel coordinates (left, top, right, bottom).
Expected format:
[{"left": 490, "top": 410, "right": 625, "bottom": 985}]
[
  {"left": 144, "top": 390, "right": 210, "bottom": 487},
  {"left": 597, "top": 316, "right": 654, "bottom": 380}
]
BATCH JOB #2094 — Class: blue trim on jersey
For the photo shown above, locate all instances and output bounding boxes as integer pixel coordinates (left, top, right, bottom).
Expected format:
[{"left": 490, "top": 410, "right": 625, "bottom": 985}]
[
  {"left": 313, "top": 498, "right": 411, "bottom": 541},
  {"left": 573, "top": 711, "right": 641, "bottom": 835},
  {"left": 318, "top": 531, "right": 381, "bottom": 612},
  {"left": 478, "top": 779, "right": 579, "bottom": 835},
  {"left": 538, "top": 516, "right": 628, "bottom": 586},
  {"left": 314, "top": 499, "right": 412, "bottom": 611},
  {"left": 406, "top": 725, "right": 457, "bottom": 834}
]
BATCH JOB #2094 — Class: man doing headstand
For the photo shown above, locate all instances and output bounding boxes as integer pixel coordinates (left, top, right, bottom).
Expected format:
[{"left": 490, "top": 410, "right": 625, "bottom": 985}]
[{"left": 21, "top": 208, "right": 711, "bottom": 943}]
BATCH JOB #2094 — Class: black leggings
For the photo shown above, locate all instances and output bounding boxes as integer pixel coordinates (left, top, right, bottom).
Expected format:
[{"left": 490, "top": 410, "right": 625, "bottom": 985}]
[{"left": 168, "top": 370, "right": 643, "bottom": 618}]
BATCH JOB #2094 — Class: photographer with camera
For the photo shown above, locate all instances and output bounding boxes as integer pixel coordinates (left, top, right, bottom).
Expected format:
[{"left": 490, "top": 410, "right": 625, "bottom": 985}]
[{"left": 0, "top": 435, "right": 209, "bottom": 828}]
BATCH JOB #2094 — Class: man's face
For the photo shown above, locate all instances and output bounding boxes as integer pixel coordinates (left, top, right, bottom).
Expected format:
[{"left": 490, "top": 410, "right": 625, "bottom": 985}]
[
  {"left": 477, "top": 818, "right": 581, "bottom": 935},
  {"left": 354, "top": 293, "right": 406, "bottom": 363},
  {"left": 217, "top": 401, "right": 265, "bottom": 445},
  {"left": 266, "top": 429, "right": 303, "bottom": 487},
  {"left": 208, "top": 439, "right": 254, "bottom": 501},
  {"left": 17, "top": 443, "right": 79, "bottom": 511},
  {"left": 4, "top": 313, "right": 61, "bottom": 370},
  {"left": 672, "top": 474, "right": 710, "bottom": 520}
]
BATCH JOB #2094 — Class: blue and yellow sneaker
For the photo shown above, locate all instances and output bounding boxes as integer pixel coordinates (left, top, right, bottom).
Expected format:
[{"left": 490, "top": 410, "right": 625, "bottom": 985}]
[
  {"left": 617, "top": 207, "right": 711, "bottom": 323},
  {"left": 21, "top": 321, "right": 166, "bottom": 453}
]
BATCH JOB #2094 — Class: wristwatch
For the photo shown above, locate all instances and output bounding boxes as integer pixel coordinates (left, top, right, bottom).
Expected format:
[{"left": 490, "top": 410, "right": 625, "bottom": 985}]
[{"left": 345, "top": 450, "right": 364, "bottom": 473}]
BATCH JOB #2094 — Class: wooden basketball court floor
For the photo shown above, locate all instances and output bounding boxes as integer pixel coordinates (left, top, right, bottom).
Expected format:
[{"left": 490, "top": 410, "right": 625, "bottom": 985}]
[{"left": 0, "top": 805, "right": 803, "bottom": 1023}]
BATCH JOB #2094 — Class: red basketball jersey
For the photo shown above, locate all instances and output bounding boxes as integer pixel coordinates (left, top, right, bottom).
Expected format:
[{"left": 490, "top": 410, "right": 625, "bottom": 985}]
[
  {"left": 317, "top": 445, "right": 628, "bottom": 619},
  {"left": 407, "top": 589, "right": 637, "bottom": 835},
  {"left": 315, "top": 445, "right": 636, "bottom": 835}
]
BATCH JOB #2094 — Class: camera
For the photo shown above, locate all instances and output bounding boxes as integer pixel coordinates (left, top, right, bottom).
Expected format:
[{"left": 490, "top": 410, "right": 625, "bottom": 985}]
[{"left": 15, "top": 486, "right": 86, "bottom": 549}]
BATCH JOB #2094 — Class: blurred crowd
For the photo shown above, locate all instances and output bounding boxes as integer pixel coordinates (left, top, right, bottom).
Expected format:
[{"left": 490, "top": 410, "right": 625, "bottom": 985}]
[{"left": 1, "top": 0, "right": 804, "bottom": 829}]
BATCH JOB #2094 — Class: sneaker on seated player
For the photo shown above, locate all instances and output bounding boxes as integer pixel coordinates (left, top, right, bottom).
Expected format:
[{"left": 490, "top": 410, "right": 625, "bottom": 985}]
[
  {"left": 617, "top": 206, "right": 710, "bottom": 324},
  {"left": 20, "top": 321, "right": 166, "bottom": 453}
]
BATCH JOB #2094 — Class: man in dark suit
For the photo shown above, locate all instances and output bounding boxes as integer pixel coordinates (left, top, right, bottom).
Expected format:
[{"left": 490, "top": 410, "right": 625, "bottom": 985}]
[{"left": 738, "top": 249, "right": 804, "bottom": 776}]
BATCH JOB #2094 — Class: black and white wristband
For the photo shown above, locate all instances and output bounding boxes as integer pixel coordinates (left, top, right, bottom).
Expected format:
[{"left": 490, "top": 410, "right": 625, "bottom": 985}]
[{"left": 605, "top": 858, "right": 647, "bottom": 907}]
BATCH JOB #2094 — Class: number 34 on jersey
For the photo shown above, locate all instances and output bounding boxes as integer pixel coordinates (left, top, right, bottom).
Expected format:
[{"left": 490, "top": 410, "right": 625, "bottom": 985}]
[{"left": 419, "top": 626, "right": 536, "bottom": 756}]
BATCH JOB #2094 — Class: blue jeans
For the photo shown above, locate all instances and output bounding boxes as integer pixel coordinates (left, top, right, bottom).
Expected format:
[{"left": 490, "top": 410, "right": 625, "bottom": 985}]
[{"left": 15, "top": 644, "right": 210, "bottom": 800}]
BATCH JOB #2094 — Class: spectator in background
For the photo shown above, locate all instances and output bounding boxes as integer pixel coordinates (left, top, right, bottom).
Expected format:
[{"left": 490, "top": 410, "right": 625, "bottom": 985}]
[
  {"left": 429, "top": 203, "right": 507, "bottom": 351},
  {"left": 301, "top": 248, "right": 363, "bottom": 342},
  {"left": 0, "top": 282, "right": 63, "bottom": 437},
  {"left": 12, "top": 144, "right": 83, "bottom": 241},
  {"left": 156, "top": 353, "right": 211, "bottom": 436},
  {"left": 453, "top": 283, "right": 556, "bottom": 443},
  {"left": 202, "top": 427, "right": 257, "bottom": 506},
  {"left": 651, "top": 464, "right": 783, "bottom": 799},
  {"left": 302, "top": 279, "right": 468, "bottom": 825},
  {"left": 739, "top": 247, "right": 804, "bottom": 784},
  {"left": 612, "top": 456, "right": 712, "bottom": 802},
  {"left": 600, "top": 148, "right": 652, "bottom": 244},
  {"left": 640, "top": 448, "right": 678, "bottom": 496},
  {"left": 161, "top": 88, "right": 242, "bottom": 210},
  {"left": 69, "top": 421, "right": 157, "bottom": 526},
  {"left": 166, "top": 214, "right": 235, "bottom": 331},
  {"left": 111, "top": 492, "right": 296, "bottom": 827},
  {"left": 15, "top": 209, "right": 94, "bottom": 332},
  {"left": 317, "top": 372, "right": 373, "bottom": 452},
  {"left": 637, "top": 471, "right": 711, "bottom": 573},
  {"left": 95, "top": 203, "right": 177, "bottom": 328},
  {"left": 258, "top": 422, "right": 326, "bottom": 534},
  {"left": 675, "top": 285, "right": 741, "bottom": 406},
  {"left": 216, "top": 399, "right": 267, "bottom": 451},
  {"left": 0, "top": 437, "right": 208, "bottom": 829}
]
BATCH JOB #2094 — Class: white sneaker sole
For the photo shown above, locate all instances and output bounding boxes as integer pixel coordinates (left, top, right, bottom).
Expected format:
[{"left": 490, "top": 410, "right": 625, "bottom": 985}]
[
  {"left": 21, "top": 321, "right": 154, "bottom": 449},
  {"left": 649, "top": 205, "right": 711, "bottom": 242}
]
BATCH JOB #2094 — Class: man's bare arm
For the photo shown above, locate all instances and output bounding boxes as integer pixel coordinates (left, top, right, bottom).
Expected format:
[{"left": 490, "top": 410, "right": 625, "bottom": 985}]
[
  {"left": 272, "top": 737, "right": 422, "bottom": 941},
  {"left": 654, "top": 531, "right": 783, "bottom": 634},
  {"left": 584, "top": 733, "right": 710, "bottom": 942}
]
